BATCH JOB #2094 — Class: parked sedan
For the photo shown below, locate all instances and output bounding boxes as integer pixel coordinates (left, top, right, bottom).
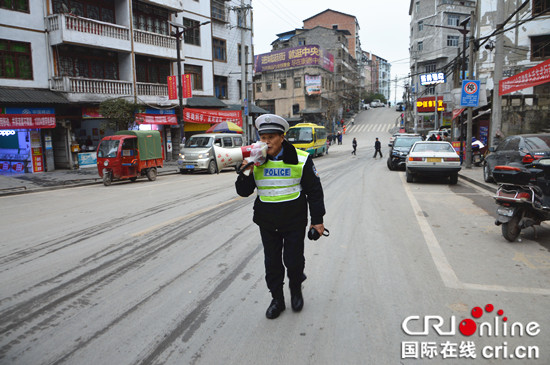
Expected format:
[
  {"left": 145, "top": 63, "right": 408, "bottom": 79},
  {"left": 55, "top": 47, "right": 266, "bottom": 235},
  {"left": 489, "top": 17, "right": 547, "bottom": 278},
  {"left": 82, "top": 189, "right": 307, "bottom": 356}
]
[
  {"left": 387, "top": 135, "right": 423, "bottom": 170},
  {"left": 483, "top": 133, "right": 550, "bottom": 183},
  {"left": 406, "top": 141, "right": 462, "bottom": 184}
]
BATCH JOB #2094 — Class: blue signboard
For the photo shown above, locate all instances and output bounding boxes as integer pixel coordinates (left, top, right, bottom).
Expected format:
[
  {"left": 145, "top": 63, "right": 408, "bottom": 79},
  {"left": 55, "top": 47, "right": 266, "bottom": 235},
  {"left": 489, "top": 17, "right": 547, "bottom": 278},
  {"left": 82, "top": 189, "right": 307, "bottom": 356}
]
[
  {"left": 460, "top": 80, "right": 480, "bottom": 107},
  {"left": 244, "top": 99, "right": 249, "bottom": 116}
]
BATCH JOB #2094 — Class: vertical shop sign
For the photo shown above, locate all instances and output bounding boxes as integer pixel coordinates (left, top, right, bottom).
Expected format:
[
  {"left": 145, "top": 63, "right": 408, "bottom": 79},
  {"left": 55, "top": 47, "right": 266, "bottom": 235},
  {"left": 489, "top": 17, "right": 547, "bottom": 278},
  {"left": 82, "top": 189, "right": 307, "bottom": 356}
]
[
  {"left": 182, "top": 74, "right": 193, "bottom": 98},
  {"left": 167, "top": 76, "right": 178, "bottom": 100}
]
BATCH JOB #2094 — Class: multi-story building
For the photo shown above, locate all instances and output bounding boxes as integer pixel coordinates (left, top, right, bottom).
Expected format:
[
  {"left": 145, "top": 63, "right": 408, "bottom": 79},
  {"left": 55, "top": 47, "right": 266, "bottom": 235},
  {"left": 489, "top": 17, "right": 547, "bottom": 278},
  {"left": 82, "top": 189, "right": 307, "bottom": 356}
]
[
  {"left": 409, "top": 0, "right": 550, "bottom": 142},
  {"left": 0, "top": 0, "right": 253, "bottom": 173},
  {"left": 477, "top": 0, "right": 550, "bottom": 137},
  {"left": 409, "top": 0, "right": 476, "bottom": 131},
  {"left": 254, "top": 26, "right": 353, "bottom": 127}
]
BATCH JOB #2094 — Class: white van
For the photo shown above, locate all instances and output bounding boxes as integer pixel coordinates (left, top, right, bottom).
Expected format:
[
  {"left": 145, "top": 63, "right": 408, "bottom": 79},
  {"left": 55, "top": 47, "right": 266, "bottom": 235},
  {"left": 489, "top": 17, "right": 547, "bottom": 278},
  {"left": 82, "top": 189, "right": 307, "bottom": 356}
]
[
  {"left": 370, "top": 99, "right": 381, "bottom": 108},
  {"left": 177, "top": 133, "right": 243, "bottom": 174}
]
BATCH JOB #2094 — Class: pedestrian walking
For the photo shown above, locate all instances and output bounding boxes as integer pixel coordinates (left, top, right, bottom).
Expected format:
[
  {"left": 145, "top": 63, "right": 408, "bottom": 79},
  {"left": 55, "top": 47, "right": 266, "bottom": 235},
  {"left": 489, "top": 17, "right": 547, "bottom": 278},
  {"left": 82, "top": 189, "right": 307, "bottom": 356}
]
[
  {"left": 235, "top": 114, "right": 326, "bottom": 320},
  {"left": 373, "top": 137, "right": 383, "bottom": 158},
  {"left": 337, "top": 131, "right": 342, "bottom": 145},
  {"left": 352, "top": 138, "right": 357, "bottom": 155}
]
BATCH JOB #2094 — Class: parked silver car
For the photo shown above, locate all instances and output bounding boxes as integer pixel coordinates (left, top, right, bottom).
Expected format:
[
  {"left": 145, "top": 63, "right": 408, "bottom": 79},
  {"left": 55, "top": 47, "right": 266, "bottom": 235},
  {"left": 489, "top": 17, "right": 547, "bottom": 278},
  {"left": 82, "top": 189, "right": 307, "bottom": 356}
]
[{"left": 178, "top": 133, "right": 243, "bottom": 174}]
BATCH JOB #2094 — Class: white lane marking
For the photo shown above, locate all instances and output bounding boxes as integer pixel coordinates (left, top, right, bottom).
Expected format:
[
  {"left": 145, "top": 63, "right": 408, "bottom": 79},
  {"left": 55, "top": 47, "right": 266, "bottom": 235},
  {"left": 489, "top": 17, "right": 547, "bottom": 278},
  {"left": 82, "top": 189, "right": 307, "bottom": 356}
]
[{"left": 400, "top": 172, "right": 550, "bottom": 295}]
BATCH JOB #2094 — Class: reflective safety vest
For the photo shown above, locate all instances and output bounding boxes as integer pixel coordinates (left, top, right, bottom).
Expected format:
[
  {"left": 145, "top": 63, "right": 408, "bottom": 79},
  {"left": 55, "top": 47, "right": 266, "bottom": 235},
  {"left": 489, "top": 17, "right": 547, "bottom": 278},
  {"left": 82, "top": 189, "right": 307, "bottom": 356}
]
[{"left": 253, "top": 149, "right": 309, "bottom": 203}]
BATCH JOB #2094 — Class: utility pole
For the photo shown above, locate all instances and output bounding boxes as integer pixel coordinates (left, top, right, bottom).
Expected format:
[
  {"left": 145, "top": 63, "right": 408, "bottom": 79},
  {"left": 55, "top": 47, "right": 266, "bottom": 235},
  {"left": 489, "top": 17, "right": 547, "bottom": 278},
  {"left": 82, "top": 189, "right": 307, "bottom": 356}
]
[
  {"left": 169, "top": 20, "right": 210, "bottom": 159},
  {"left": 413, "top": 54, "right": 418, "bottom": 133},
  {"left": 394, "top": 76, "right": 397, "bottom": 105},
  {"left": 465, "top": 11, "right": 476, "bottom": 169},
  {"left": 490, "top": 0, "right": 505, "bottom": 148}
]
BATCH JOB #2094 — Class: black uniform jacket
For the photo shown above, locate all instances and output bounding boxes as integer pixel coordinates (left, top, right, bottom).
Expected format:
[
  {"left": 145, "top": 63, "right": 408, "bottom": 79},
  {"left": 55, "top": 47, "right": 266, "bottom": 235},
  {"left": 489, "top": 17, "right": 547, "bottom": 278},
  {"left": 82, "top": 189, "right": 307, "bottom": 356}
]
[{"left": 235, "top": 140, "right": 325, "bottom": 232}]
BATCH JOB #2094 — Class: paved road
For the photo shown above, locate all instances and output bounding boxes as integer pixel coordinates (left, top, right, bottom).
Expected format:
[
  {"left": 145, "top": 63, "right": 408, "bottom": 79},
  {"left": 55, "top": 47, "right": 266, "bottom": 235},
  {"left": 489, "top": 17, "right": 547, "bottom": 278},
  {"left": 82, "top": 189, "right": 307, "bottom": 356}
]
[{"left": 1, "top": 108, "right": 549, "bottom": 364}]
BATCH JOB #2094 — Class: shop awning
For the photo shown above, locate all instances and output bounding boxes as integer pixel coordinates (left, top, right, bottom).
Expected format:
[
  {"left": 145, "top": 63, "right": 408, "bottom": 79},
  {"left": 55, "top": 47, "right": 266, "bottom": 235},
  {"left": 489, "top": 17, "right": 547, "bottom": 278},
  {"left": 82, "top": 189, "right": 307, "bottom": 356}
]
[
  {"left": 0, "top": 87, "right": 69, "bottom": 104},
  {"left": 185, "top": 96, "right": 227, "bottom": 108}
]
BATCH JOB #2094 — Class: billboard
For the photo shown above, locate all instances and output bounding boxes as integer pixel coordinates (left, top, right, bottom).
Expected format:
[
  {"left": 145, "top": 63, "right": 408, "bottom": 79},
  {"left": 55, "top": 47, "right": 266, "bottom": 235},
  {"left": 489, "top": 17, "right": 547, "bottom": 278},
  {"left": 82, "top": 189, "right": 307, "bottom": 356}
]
[
  {"left": 254, "top": 45, "right": 334, "bottom": 73},
  {"left": 305, "top": 75, "right": 322, "bottom": 95}
]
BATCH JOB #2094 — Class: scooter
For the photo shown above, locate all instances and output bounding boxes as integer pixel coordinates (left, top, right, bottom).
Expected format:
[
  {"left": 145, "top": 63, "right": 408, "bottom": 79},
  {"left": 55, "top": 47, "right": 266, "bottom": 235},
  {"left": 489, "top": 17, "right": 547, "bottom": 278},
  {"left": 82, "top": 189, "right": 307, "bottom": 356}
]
[
  {"left": 493, "top": 157, "right": 550, "bottom": 242},
  {"left": 472, "top": 145, "right": 483, "bottom": 166}
]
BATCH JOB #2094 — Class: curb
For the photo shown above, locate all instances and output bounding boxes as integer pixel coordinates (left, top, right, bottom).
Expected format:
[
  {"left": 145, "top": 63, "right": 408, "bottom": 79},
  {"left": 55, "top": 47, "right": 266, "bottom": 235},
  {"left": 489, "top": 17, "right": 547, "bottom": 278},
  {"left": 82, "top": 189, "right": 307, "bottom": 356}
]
[{"left": 459, "top": 172, "right": 496, "bottom": 193}]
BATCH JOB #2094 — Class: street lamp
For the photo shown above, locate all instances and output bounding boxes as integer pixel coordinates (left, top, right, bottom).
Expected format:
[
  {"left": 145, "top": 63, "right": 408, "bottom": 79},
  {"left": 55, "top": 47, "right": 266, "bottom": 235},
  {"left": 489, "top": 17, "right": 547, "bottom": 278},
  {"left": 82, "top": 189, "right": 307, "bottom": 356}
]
[{"left": 169, "top": 20, "right": 210, "bottom": 158}]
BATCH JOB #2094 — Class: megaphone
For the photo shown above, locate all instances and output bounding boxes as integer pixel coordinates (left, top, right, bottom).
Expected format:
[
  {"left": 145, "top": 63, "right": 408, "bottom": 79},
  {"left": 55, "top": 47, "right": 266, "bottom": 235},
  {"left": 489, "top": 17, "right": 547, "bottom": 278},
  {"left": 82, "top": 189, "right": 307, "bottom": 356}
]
[
  {"left": 213, "top": 142, "right": 267, "bottom": 173},
  {"left": 213, "top": 145, "right": 252, "bottom": 172}
]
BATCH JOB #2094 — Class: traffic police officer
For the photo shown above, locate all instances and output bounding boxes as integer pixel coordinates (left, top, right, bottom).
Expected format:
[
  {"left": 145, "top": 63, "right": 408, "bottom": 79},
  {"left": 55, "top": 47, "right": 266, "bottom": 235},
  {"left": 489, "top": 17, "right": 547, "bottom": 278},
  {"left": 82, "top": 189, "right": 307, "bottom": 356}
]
[{"left": 235, "top": 114, "right": 326, "bottom": 319}]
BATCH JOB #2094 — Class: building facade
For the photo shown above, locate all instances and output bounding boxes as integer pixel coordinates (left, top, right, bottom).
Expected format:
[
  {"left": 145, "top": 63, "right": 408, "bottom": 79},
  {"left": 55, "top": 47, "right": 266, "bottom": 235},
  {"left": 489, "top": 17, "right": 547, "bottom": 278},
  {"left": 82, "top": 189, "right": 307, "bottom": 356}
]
[{"left": 0, "top": 0, "right": 253, "bottom": 173}]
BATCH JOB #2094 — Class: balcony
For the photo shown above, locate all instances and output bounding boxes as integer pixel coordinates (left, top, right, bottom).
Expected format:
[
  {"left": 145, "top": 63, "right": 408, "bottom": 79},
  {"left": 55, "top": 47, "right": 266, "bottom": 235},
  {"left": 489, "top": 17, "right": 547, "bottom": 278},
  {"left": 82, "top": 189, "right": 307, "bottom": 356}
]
[
  {"left": 47, "top": 14, "right": 131, "bottom": 52},
  {"left": 133, "top": 29, "right": 177, "bottom": 59},
  {"left": 50, "top": 76, "right": 171, "bottom": 105},
  {"left": 46, "top": 14, "right": 177, "bottom": 58}
]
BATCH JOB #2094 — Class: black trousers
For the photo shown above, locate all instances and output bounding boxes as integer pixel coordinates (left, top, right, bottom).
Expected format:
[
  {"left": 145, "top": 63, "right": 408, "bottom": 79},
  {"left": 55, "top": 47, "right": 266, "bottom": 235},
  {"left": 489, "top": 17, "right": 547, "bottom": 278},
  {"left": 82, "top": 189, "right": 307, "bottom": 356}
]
[
  {"left": 259, "top": 227, "right": 306, "bottom": 299},
  {"left": 373, "top": 148, "right": 383, "bottom": 158}
]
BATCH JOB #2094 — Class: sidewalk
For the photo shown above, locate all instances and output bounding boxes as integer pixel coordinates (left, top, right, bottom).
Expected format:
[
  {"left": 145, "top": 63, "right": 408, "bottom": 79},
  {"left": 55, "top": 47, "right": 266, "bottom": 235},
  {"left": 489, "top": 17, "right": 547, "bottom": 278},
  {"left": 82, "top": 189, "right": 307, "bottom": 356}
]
[
  {"left": 457, "top": 164, "right": 496, "bottom": 193},
  {"left": 0, "top": 161, "right": 180, "bottom": 196}
]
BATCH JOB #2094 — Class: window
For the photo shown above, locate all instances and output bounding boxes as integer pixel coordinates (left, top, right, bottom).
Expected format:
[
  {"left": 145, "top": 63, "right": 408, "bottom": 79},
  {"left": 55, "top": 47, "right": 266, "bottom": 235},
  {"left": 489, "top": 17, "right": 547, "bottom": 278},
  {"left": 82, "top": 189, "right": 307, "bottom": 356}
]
[
  {"left": 425, "top": 63, "right": 436, "bottom": 73},
  {"left": 293, "top": 104, "right": 300, "bottom": 114},
  {"left": 233, "top": 136, "right": 243, "bottom": 146},
  {"left": 298, "top": 38, "right": 306, "bottom": 46},
  {"left": 0, "top": 39, "right": 32, "bottom": 79},
  {"left": 418, "top": 21, "right": 423, "bottom": 32},
  {"left": 184, "top": 64, "right": 203, "bottom": 90},
  {"left": 418, "top": 41, "right": 423, "bottom": 51},
  {"left": 211, "top": 0, "right": 226, "bottom": 22},
  {"left": 447, "top": 35, "right": 459, "bottom": 47},
  {"left": 1, "top": 0, "right": 29, "bottom": 12},
  {"left": 57, "top": 45, "right": 118, "bottom": 80},
  {"left": 132, "top": 1, "right": 169, "bottom": 34},
  {"left": 183, "top": 18, "right": 201, "bottom": 46},
  {"left": 294, "top": 77, "right": 301, "bottom": 88},
  {"left": 332, "top": 24, "right": 338, "bottom": 30},
  {"left": 531, "top": 35, "right": 550, "bottom": 60},
  {"left": 256, "top": 82, "right": 262, "bottom": 93},
  {"left": 415, "top": 1, "right": 419, "bottom": 13},
  {"left": 214, "top": 75, "right": 228, "bottom": 99},
  {"left": 266, "top": 81, "right": 272, "bottom": 91},
  {"left": 533, "top": 0, "right": 550, "bottom": 15},
  {"left": 238, "top": 44, "right": 249, "bottom": 65},
  {"left": 425, "top": 86, "right": 435, "bottom": 95},
  {"left": 53, "top": 0, "right": 116, "bottom": 23},
  {"left": 448, "top": 14, "right": 460, "bottom": 26},
  {"left": 279, "top": 78, "right": 287, "bottom": 89},
  {"left": 136, "top": 56, "right": 169, "bottom": 84},
  {"left": 213, "top": 38, "right": 227, "bottom": 62}
]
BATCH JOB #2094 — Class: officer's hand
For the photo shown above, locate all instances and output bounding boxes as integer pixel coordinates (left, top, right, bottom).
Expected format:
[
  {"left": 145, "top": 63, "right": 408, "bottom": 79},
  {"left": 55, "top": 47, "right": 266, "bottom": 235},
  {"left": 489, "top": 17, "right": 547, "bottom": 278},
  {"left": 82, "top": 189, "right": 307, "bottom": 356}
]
[
  {"left": 240, "top": 159, "right": 253, "bottom": 175},
  {"left": 310, "top": 224, "right": 325, "bottom": 236}
]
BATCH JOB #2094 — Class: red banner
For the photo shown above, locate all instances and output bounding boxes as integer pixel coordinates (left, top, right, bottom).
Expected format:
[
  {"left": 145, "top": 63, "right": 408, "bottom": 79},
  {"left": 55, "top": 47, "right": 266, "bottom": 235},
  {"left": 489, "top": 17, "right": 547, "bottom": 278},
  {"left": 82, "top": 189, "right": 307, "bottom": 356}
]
[
  {"left": 182, "top": 74, "right": 193, "bottom": 99},
  {"left": 135, "top": 113, "right": 177, "bottom": 125},
  {"left": 183, "top": 108, "right": 242, "bottom": 126},
  {"left": 167, "top": 76, "right": 177, "bottom": 100},
  {"left": 0, "top": 114, "right": 56, "bottom": 129},
  {"left": 499, "top": 58, "right": 550, "bottom": 96},
  {"left": 452, "top": 108, "right": 466, "bottom": 121}
]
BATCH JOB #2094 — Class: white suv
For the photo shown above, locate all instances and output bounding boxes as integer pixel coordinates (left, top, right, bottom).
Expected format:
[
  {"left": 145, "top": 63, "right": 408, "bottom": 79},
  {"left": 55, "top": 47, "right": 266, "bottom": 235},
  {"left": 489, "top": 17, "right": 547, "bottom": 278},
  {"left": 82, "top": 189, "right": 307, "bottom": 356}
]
[{"left": 178, "top": 133, "right": 243, "bottom": 174}]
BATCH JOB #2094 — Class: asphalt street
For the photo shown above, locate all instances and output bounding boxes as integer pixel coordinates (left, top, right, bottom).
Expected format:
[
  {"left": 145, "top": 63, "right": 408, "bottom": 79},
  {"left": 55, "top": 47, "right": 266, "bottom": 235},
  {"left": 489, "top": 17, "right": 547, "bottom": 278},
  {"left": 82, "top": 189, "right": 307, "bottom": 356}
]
[{"left": 0, "top": 108, "right": 549, "bottom": 364}]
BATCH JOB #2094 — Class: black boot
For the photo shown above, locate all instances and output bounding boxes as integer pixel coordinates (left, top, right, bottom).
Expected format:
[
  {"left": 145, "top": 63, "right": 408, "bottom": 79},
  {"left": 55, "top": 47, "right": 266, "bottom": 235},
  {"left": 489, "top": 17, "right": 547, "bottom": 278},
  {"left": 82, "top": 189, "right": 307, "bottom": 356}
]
[
  {"left": 266, "top": 298, "right": 285, "bottom": 319},
  {"left": 290, "top": 287, "right": 303, "bottom": 312}
]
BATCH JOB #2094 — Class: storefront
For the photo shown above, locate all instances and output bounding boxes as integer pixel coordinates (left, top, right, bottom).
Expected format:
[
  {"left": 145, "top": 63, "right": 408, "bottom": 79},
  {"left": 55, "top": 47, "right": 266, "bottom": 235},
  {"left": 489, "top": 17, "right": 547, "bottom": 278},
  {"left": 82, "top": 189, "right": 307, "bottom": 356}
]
[
  {"left": 135, "top": 108, "right": 177, "bottom": 158},
  {"left": 0, "top": 108, "right": 56, "bottom": 174}
]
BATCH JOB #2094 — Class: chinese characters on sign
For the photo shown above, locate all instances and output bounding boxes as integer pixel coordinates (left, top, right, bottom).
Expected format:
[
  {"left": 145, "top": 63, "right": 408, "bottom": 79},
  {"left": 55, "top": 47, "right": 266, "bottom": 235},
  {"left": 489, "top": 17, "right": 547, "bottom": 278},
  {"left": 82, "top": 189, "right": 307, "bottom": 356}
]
[
  {"left": 499, "top": 58, "right": 550, "bottom": 96},
  {"left": 420, "top": 73, "right": 446, "bottom": 86},
  {"left": 183, "top": 108, "right": 242, "bottom": 126},
  {"left": 167, "top": 74, "right": 193, "bottom": 100},
  {"left": 254, "top": 45, "right": 334, "bottom": 73},
  {"left": 416, "top": 96, "right": 445, "bottom": 112}
]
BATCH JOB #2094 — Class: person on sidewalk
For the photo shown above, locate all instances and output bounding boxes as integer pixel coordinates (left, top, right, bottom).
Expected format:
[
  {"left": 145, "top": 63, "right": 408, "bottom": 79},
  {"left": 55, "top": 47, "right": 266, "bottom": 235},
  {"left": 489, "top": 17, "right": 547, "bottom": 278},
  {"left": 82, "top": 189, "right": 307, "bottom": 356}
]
[
  {"left": 235, "top": 114, "right": 326, "bottom": 320},
  {"left": 352, "top": 138, "right": 357, "bottom": 155},
  {"left": 373, "top": 137, "right": 383, "bottom": 158}
]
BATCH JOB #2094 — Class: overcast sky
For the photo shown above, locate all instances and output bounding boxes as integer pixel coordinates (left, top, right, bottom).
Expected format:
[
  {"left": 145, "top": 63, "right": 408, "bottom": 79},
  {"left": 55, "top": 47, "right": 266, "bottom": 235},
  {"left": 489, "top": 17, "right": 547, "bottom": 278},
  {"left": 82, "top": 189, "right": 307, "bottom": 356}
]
[{"left": 249, "top": 0, "right": 412, "bottom": 102}]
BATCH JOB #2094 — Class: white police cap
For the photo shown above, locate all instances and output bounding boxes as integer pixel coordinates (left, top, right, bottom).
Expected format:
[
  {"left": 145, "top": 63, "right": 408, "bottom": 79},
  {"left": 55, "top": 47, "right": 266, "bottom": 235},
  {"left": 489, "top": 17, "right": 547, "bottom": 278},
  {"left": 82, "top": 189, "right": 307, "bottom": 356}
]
[{"left": 255, "top": 114, "right": 289, "bottom": 135}]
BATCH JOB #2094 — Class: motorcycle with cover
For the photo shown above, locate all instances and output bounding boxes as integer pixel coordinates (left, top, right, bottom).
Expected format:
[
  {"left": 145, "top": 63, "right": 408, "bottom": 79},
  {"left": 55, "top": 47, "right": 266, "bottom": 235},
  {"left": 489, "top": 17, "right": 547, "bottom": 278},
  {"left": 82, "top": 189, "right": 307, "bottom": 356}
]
[{"left": 493, "top": 157, "right": 550, "bottom": 241}]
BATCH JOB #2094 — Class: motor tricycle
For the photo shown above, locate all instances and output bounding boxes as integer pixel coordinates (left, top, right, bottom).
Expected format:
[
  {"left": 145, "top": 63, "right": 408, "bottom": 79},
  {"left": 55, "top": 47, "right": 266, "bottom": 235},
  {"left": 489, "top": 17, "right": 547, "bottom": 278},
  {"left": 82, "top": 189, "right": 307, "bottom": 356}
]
[
  {"left": 493, "top": 157, "right": 550, "bottom": 241},
  {"left": 96, "top": 130, "right": 164, "bottom": 186}
]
